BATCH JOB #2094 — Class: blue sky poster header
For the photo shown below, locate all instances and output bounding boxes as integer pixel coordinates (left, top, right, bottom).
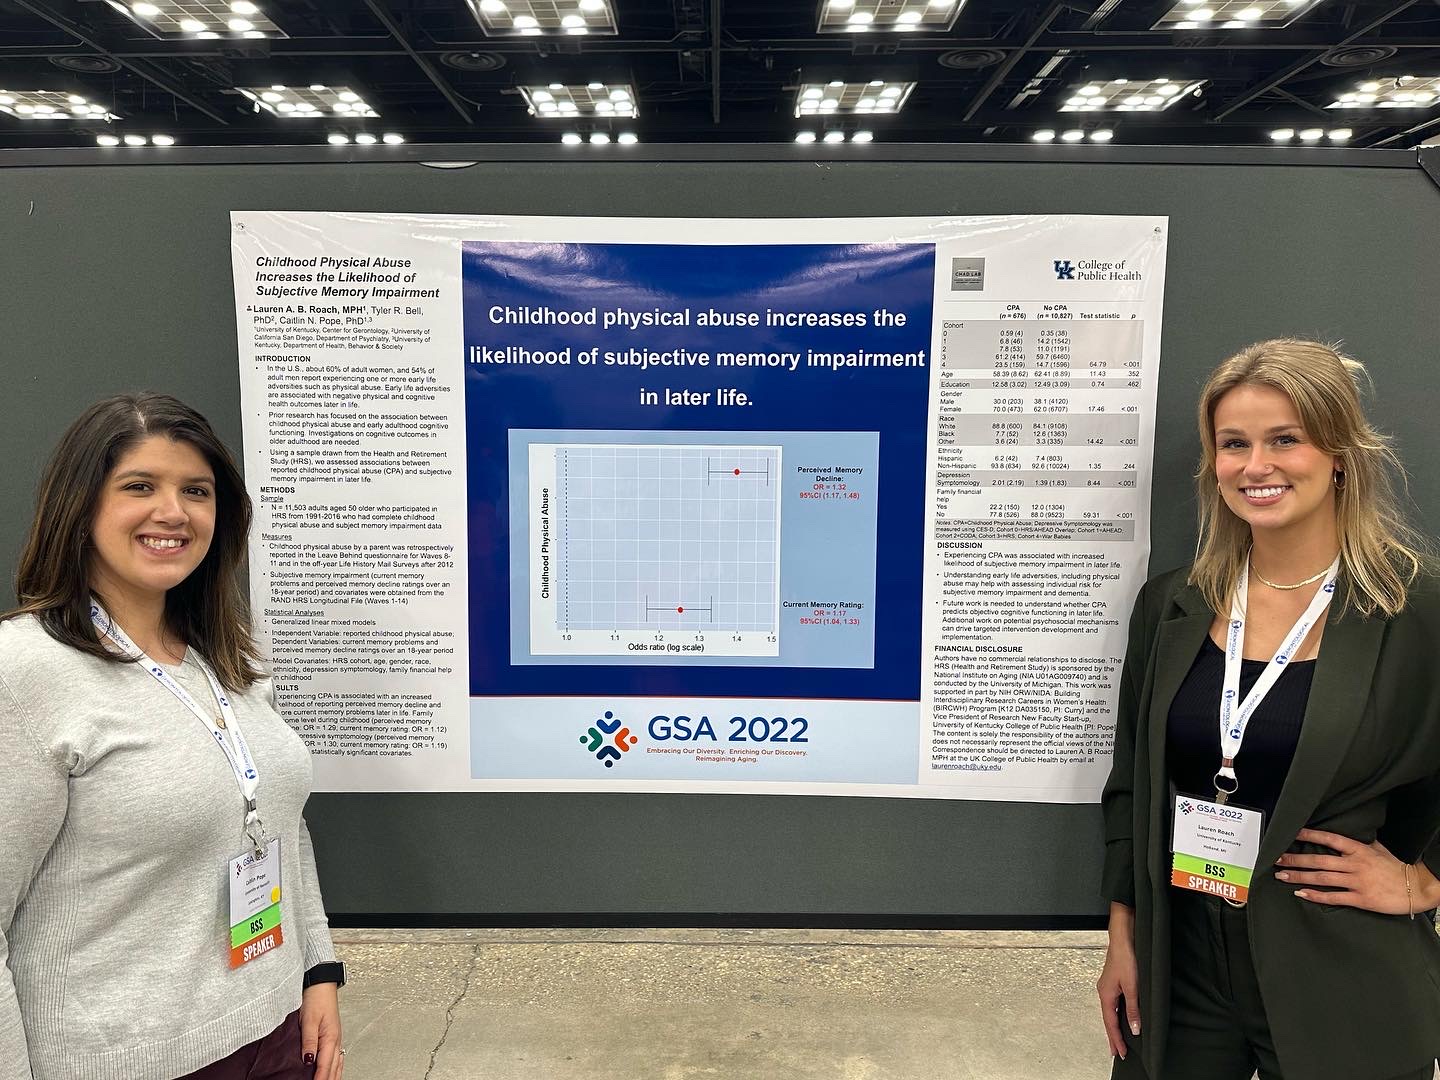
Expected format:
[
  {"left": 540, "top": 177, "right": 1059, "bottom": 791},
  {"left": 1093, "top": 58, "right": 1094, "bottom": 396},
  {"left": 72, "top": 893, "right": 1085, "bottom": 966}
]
[{"left": 463, "top": 241, "right": 934, "bottom": 708}]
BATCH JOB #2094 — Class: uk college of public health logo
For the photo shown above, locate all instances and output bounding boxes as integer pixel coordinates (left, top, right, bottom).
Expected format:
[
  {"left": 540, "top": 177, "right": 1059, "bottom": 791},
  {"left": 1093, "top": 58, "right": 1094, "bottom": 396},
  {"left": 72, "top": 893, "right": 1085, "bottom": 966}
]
[
  {"left": 580, "top": 710, "right": 639, "bottom": 768},
  {"left": 1053, "top": 260, "right": 1075, "bottom": 279},
  {"left": 1179, "top": 800, "right": 1195, "bottom": 816}
]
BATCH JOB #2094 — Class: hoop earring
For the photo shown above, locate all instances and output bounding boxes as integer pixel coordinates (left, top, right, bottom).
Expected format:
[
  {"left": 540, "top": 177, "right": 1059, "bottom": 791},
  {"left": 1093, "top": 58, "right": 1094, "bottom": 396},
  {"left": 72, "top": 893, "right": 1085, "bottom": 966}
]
[{"left": 1333, "top": 470, "right": 1346, "bottom": 491}]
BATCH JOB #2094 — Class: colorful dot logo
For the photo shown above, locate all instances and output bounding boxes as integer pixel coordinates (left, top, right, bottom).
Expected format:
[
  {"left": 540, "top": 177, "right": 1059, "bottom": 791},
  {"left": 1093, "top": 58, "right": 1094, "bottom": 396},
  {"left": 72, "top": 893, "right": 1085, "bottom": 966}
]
[
  {"left": 580, "top": 710, "right": 639, "bottom": 768},
  {"left": 1179, "top": 800, "right": 1195, "bottom": 816}
]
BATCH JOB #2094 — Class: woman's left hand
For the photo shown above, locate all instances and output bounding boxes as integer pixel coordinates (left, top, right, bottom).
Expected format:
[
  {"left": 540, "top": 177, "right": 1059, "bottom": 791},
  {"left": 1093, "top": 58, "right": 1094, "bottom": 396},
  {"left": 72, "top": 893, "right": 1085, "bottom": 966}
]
[
  {"left": 300, "top": 982, "right": 345, "bottom": 1079},
  {"left": 1275, "top": 828, "right": 1415, "bottom": 915}
]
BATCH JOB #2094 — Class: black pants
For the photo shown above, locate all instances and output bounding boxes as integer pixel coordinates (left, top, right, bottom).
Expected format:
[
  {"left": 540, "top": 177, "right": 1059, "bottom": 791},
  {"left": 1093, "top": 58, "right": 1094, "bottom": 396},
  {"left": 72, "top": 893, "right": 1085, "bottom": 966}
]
[
  {"left": 1115, "top": 890, "right": 1434, "bottom": 1080},
  {"left": 175, "top": 1010, "right": 315, "bottom": 1080}
]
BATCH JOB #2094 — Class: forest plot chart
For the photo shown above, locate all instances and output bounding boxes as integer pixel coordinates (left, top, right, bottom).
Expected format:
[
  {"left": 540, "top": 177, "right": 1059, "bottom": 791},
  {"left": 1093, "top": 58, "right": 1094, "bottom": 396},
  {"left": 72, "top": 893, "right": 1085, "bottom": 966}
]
[{"left": 528, "top": 442, "right": 783, "bottom": 658}]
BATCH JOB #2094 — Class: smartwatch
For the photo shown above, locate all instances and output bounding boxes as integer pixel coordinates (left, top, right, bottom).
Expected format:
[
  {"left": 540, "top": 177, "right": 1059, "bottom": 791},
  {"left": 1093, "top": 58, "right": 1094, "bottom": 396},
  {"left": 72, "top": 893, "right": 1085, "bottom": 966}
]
[{"left": 303, "top": 962, "right": 347, "bottom": 989}]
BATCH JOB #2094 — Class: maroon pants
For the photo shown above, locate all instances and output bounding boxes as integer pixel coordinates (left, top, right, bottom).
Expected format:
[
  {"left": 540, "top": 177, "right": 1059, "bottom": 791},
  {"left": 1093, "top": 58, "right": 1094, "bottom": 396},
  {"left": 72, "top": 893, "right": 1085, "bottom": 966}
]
[{"left": 176, "top": 1010, "right": 315, "bottom": 1080}]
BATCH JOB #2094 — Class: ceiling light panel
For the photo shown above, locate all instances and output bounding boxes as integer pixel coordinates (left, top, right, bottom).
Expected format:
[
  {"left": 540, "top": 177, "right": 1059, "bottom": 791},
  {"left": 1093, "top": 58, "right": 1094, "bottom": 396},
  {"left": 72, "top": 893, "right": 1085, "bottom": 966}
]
[
  {"left": 817, "top": 0, "right": 963, "bottom": 34},
  {"left": 238, "top": 85, "right": 379, "bottom": 118},
  {"left": 0, "top": 90, "right": 120, "bottom": 121},
  {"left": 108, "top": 0, "right": 286, "bottom": 38},
  {"left": 521, "top": 83, "right": 637, "bottom": 118},
  {"left": 469, "top": 0, "right": 618, "bottom": 36},
  {"left": 1328, "top": 75, "right": 1440, "bottom": 109},
  {"left": 1153, "top": 0, "right": 1320, "bottom": 29},
  {"left": 1058, "top": 77, "right": 1205, "bottom": 112},
  {"left": 794, "top": 81, "right": 915, "bottom": 117}
]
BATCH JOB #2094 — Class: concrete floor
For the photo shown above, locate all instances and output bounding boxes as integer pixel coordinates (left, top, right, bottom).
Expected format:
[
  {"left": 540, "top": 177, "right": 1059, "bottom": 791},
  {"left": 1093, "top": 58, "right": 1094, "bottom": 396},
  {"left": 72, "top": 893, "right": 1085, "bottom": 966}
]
[{"left": 333, "top": 928, "right": 1115, "bottom": 1080}]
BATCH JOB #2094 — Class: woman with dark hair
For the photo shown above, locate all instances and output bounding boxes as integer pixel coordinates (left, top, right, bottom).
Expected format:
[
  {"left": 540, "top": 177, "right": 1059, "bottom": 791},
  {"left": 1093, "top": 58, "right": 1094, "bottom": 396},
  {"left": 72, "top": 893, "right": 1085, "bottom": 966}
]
[
  {"left": 0, "top": 394, "right": 344, "bottom": 1079},
  {"left": 1097, "top": 339, "right": 1439, "bottom": 1079}
]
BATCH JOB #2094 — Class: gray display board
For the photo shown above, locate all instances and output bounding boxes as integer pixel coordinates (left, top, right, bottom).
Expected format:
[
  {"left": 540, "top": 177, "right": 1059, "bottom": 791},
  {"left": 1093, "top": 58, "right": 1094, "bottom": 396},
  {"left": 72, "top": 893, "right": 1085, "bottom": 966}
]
[{"left": 1, "top": 147, "right": 1436, "bottom": 925}]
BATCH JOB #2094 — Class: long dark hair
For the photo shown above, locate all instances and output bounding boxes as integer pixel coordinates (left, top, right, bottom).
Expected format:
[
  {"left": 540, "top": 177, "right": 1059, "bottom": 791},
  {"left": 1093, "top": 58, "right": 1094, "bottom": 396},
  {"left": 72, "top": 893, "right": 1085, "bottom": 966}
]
[{"left": 5, "top": 393, "right": 263, "bottom": 690}]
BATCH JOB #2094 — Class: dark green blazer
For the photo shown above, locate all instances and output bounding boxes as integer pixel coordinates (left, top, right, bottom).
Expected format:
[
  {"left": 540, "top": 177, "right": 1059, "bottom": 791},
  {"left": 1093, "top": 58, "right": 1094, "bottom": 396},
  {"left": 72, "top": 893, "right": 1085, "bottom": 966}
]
[{"left": 1102, "top": 565, "right": 1440, "bottom": 1079}]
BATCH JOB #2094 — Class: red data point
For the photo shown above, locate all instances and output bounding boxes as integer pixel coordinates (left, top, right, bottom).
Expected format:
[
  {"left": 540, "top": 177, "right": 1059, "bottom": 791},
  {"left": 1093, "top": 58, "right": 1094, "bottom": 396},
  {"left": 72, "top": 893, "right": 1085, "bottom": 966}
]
[
  {"left": 733, "top": 468, "right": 741, "bottom": 476},
  {"left": 677, "top": 607, "right": 684, "bottom": 613}
]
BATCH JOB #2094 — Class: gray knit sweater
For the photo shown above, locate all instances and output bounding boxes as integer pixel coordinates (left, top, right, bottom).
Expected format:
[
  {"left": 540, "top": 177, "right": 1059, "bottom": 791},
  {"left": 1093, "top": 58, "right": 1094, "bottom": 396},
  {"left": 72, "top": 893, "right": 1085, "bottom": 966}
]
[{"left": 0, "top": 614, "right": 336, "bottom": 1079}]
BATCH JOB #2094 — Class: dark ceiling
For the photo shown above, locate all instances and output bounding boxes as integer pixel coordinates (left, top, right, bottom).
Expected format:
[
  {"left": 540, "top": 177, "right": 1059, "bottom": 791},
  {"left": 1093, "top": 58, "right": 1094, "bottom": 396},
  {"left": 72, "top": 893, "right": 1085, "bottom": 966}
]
[{"left": 0, "top": 0, "right": 1437, "bottom": 150}]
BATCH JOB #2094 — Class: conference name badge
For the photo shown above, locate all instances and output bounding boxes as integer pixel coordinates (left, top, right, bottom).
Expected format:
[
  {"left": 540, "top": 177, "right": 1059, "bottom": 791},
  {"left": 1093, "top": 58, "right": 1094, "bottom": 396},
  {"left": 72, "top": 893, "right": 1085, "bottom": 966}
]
[
  {"left": 229, "top": 839, "right": 283, "bottom": 968},
  {"left": 1171, "top": 795, "right": 1262, "bottom": 904}
]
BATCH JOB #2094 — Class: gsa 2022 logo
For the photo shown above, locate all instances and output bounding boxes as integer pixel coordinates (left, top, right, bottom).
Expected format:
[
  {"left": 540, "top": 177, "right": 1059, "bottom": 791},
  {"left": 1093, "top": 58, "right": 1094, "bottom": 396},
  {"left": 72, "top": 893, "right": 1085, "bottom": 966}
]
[
  {"left": 648, "top": 714, "right": 810, "bottom": 744},
  {"left": 579, "top": 711, "right": 638, "bottom": 768}
]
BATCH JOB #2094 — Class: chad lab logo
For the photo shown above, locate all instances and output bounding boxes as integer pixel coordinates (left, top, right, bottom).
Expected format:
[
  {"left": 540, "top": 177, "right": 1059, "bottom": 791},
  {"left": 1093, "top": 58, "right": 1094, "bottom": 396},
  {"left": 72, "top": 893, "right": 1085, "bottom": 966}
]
[
  {"left": 1053, "top": 260, "right": 1075, "bottom": 279},
  {"left": 580, "top": 710, "right": 639, "bottom": 768}
]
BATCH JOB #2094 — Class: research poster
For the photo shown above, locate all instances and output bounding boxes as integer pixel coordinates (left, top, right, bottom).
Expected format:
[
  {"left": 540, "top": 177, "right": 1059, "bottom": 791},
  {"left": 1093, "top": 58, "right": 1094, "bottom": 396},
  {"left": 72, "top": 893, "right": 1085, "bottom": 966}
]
[{"left": 231, "top": 212, "right": 1167, "bottom": 801}]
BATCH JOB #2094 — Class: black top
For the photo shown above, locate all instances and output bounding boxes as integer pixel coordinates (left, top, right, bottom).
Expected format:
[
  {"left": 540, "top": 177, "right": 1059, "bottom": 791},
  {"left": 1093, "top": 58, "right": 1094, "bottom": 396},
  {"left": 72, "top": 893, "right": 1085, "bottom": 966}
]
[{"left": 1167, "top": 636, "right": 1317, "bottom": 825}]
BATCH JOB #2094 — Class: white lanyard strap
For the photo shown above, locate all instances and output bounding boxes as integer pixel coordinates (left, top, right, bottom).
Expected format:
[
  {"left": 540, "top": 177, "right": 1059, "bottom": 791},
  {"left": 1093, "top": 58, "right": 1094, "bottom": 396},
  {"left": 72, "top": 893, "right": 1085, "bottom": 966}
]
[
  {"left": 1214, "top": 556, "right": 1340, "bottom": 801},
  {"left": 89, "top": 600, "right": 266, "bottom": 853}
]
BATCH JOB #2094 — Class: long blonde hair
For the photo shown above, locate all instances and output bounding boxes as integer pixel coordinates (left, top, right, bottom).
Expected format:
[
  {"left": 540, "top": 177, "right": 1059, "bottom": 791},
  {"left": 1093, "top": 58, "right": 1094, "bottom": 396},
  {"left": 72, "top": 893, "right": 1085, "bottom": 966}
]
[{"left": 1190, "top": 339, "right": 1426, "bottom": 618}]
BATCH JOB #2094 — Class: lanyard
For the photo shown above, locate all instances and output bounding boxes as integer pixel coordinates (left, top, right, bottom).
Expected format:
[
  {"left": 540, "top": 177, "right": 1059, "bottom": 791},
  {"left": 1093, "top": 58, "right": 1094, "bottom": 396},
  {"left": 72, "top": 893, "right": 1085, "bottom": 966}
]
[
  {"left": 89, "top": 600, "right": 267, "bottom": 854},
  {"left": 1213, "top": 555, "right": 1340, "bottom": 803}
]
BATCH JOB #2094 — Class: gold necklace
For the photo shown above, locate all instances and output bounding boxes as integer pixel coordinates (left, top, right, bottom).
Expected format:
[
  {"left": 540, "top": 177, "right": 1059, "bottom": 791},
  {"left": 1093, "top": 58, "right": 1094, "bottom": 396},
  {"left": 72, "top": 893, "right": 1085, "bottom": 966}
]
[{"left": 1251, "top": 563, "right": 1334, "bottom": 591}]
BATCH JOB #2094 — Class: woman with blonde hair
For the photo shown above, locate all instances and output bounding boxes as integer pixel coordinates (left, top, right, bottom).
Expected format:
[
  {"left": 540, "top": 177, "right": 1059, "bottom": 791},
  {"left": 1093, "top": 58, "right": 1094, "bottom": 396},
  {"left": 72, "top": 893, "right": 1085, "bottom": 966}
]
[
  {"left": 1097, "top": 339, "right": 1439, "bottom": 1079},
  {"left": 0, "top": 394, "right": 345, "bottom": 1079}
]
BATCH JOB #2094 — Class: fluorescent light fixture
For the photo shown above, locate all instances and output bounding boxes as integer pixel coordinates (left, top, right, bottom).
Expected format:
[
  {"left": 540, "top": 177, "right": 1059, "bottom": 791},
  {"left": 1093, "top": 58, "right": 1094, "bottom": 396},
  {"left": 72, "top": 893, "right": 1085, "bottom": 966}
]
[
  {"left": 327, "top": 133, "right": 350, "bottom": 144},
  {"left": 382, "top": 132, "right": 405, "bottom": 144},
  {"left": 1060, "top": 129, "right": 1085, "bottom": 141},
  {"left": 239, "top": 85, "right": 378, "bottom": 118},
  {"left": 123, "top": 134, "right": 148, "bottom": 146},
  {"left": 1269, "top": 128, "right": 1294, "bottom": 140},
  {"left": 851, "top": 130, "right": 874, "bottom": 142},
  {"left": 112, "top": 0, "right": 285, "bottom": 37},
  {"left": 823, "top": 130, "right": 847, "bottom": 143},
  {"left": 521, "top": 83, "right": 639, "bottom": 119},
  {"left": 469, "top": 0, "right": 617, "bottom": 36},
  {"left": 818, "top": 0, "right": 965, "bottom": 33},
  {"left": 795, "top": 131, "right": 817, "bottom": 143},
  {"left": 793, "top": 80, "right": 916, "bottom": 117},
  {"left": 589, "top": 131, "right": 611, "bottom": 144},
  {"left": 617, "top": 132, "right": 638, "bottom": 144},
  {"left": 1089, "top": 129, "right": 1114, "bottom": 141},
  {"left": 354, "top": 132, "right": 378, "bottom": 145},
  {"left": 1153, "top": 0, "right": 1321, "bottom": 28},
  {"left": 1328, "top": 75, "right": 1440, "bottom": 109},
  {"left": 1061, "top": 77, "right": 1206, "bottom": 112},
  {"left": 561, "top": 132, "right": 583, "bottom": 144},
  {"left": 96, "top": 134, "right": 121, "bottom": 146},
  {"left": 1298, "top": 127, "right": 1323, "bottom": 140},
  {"left": 151, "top": 133, "right": 175, "bottom": 145},
  {"left": 0, "top": 89, "right": 120, "bottom": 121},
  {"left": 1032, "top": 129, "right": 1056, "bottom": 141},
  {"left": 1327, "top": 128, "right": 1351, "bottom": 141}
]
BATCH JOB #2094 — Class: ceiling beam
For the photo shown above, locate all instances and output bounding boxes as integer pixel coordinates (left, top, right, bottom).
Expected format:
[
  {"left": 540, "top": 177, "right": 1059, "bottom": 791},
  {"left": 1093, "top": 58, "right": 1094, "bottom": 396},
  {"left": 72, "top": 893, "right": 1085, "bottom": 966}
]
[
  {"left": 5, "top": 33, "right": 1440, "bottom": 61},
  {"left": 1213, "top": 0, "right": 1424, "bottom": 119},
  {"left": 962, "top": 0, "right": 1069, "bottom": 122},
  {"left": 711, "top": 0, "right": 722, "bottom": 125},
  {"left": 1367, "top": 112, "right": 1440, "bottom": 147},
  {"left": 8, "top": 0, "right": 230, "bottom": 124},
  {"left": 1271, "top": 87, "right": 1334, "bottom": 119},
  {"left": 358, "top": 0, "right": 473, "bottom": 125}
]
